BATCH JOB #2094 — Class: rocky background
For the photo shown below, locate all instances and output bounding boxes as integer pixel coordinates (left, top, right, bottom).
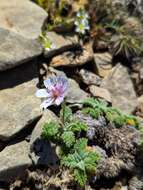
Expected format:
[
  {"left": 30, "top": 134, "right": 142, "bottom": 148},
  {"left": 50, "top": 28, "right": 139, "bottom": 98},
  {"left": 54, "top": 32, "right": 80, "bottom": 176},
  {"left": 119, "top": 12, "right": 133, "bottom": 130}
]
[{"left": 0, "top": 0, "right": 143, "bottom": 190}]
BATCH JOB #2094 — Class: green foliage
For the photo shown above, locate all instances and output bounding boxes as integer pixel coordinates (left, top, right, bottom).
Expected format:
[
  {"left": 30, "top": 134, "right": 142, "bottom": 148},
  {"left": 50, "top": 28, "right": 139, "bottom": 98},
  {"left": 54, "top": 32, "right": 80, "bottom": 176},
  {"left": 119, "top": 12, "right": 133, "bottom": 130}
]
[
  {"left": 60, "top": 105, "right": 72, "bottom": 123},
  {"left": 39, "top": 33, "right": 53, "bottom": 50},
  {"left": 82, "top": 107, "right": 103, "bottom": 118},
  {"left": 35, "top": 0, "right": 73, "bottom": 31},
  {"left": 74, "top": 138, "right": 88, "bottom": 152},
  {"left": 42, "top": 105, "right": 100, "bottom": 187},
  {"left": 61, "top": 138, "right": 100, "bottom": 186},
  {"left": 74, "top": 169, "right": 87, "bottom": 187},
  {"left": 42, "top": 122, "right": 60, "bottom": 140},
  {"left": 67, "top": 121, "right": 87, "bottom": 132},
  {"left": 82, "top": 98, "right": 140, "bottom": 128},
  {"left": 61, "top": 131, "right": 75, "bottom": 148},
  {"left": 42, "top": 105, "right": 87, "bottom": 149},
  {"left": 110, "top": 33, "right": 142, "bottom": 59}
]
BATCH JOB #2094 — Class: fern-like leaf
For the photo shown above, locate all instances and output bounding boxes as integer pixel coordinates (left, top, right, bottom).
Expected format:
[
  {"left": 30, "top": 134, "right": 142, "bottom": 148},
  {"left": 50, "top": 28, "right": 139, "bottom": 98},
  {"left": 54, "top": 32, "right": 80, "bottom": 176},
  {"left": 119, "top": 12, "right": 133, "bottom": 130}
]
[
  {"left": 74, "top": 138, "right": 88, "bottom": 152},
  {"left": 61, "top": 131, "right": 75, "bottom": 148},
  {"left": 60, "top": 105, "right": 73, "bottom": 123},
  {"left": 82, "top": 107, "right": 103, "bottom": 118},
  {"left": 84, "top": 151, "right": 100, "bottom": 173},
  {"left": 42, "top": 122, "right": 60, "bottom": 139},
  {"left": 67, "top": 121, "right": 87, "bottom": 132},
  {"left": 74, "top": 169, "right": 87, "bottom": 187}
]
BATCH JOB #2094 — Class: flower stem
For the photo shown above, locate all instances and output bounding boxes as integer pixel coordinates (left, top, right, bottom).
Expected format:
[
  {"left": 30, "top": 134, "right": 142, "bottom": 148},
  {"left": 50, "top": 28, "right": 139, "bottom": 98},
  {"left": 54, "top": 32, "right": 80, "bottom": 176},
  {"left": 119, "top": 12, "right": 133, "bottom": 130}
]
[{"left": 61, "top": 99, "right": 66, "bottom": 124}]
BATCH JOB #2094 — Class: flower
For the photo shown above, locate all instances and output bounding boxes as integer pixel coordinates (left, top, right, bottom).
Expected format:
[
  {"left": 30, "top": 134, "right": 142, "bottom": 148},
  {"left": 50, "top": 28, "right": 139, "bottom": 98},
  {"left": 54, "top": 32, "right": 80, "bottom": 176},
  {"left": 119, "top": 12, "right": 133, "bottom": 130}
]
[
  {"left": 36, "top": 76, "right": 69, "bottom": 109},
  {"left": 40, "top": 33, "right": 55, "bottom": 51},
  {"left": 75, "top": 21, "right": 90, "bottom": 34},
  {"left": 44, "top": 39, "right": 55, "bottom": 51},
  {"left": 76, "top": 9, "right": 89, "bottom": 20},
  {"left": 74, "top": 9, "right": 90, "bottom": 34}
]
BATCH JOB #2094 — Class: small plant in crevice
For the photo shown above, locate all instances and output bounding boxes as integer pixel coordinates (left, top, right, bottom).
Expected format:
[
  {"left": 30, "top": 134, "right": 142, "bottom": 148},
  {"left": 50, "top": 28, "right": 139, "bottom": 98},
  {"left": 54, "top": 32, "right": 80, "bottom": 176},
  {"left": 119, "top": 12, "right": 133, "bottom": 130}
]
[
  {"left": 82, "top": 98, "right": 140, "bottom": 128},
  {"left": 39, "top": 33, "right": 55, "bottom": 52},
  {"left": 110, "top": 32, "right": 143, "bottom": 60},
  {"left": 74, "top": 8, "right": 90, "bottom": 36},
  {"left": 42, "top": 105, "right": 100, "bottom": 187},
  {"left": 35, "top": 0, "right": 74, "bottom": 32}
]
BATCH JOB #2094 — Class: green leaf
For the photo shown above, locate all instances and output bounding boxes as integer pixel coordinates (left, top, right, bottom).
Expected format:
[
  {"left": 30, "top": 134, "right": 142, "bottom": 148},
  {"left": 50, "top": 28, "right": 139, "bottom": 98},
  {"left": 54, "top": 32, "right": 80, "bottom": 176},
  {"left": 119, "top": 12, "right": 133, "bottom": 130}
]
[
  {"left": 68, "top": 121, "right": 87, "bottom": 132},
  {"left": 74, "top": 169, "right": 87, "bottom": 187},
  {"left": 60, "top": 105, "right": 73, "bottom": 123},
  {"left": 82, "top": 107, "right": 102, "bottom": 118},
  {"left": 42, "top": 122, "right": 60, "bottom": 139},
  {"left": 61, "top": 131, "right": 75, "bottom": 148},
  {"left": 61, "top": 153, "right": 78, "bottom": 169},
  {"left": 84, "top": 152, "right": 100, "bottom": 172},
  {"left": 82, "top": 98, "right": 100, "bottom": 108},
  {"left": 76, "top": 160, "right": 86, "bottom": 171},
  {"left": 74, "top": 138, "right": 88, "bottom": 152}
]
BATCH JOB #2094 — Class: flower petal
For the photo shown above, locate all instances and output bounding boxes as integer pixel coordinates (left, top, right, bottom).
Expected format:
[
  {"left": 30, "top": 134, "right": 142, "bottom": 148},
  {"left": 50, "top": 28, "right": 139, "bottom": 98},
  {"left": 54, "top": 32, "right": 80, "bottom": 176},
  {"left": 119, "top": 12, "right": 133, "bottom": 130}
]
[
  {"left": 40, "top": 98, "right": 54, "bottom": 109},
  {"left": 35, "top": 89, "right": 49, "bottom": 98},
  {"left": 55, "top": 96, "right": 64, "bottom": 105},
  {"left": 44, "top": 78, "right": 55, "bottom": 90}
]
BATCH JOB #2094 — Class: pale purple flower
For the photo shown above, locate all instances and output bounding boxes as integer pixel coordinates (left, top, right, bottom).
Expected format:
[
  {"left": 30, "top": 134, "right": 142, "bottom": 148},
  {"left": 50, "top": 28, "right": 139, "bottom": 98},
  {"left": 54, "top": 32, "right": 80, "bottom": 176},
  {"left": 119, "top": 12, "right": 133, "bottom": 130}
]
[{"left": 36, "top": 76, "right": 69, "bottom": 109}]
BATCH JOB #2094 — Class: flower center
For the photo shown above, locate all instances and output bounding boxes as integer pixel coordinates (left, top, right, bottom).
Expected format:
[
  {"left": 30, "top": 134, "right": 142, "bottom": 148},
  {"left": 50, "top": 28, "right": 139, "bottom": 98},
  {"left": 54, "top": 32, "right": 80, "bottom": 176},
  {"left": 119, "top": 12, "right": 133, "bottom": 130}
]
[{"left": 52, "top": 89, "right": 60, "bottom": 99}]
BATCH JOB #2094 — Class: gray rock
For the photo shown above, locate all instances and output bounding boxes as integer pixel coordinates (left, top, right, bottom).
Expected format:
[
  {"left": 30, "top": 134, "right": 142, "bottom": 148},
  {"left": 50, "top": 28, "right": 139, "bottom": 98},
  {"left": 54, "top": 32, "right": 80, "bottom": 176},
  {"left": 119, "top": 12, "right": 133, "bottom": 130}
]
[
  {"left": 89, "top": 85, "right": 112, "bottom": 103},
  {"left": 0, "top": 28, "right": 42, "bottom": 71},
  {"left": 44, "top": 32, "right": 78, "bottom": 58},
  {"left": 101, "top": 64, "right": 138, "bottom": 113},
  {"left": 79, "top": 69, "right": 102, "bottom": 86},
  {"left": 30, "top": 110, "right": 59, "bottom": 166},
  {"left": 0, "top": 77, "right": 42, "bottom": 141},
  {"left": 139, "top": 65, "right": 143, "bottom": 79},
  {"left": 67, "top": 79, "right": 88, "bottom": 103},
  {"left": 50, "top": 44, "right": 94, "bottom": 67},
  {"left": 94, "top": 52, "right": 113, "bottom": 77},
  {"left": 0, "top": 140, "right": 31, "bottom": 182},
  {"left": 0, "top": 0, "right": 47, "bottom": 71},
  {"left": 129, "top": 176, "right": 143, "bottom": 190}
]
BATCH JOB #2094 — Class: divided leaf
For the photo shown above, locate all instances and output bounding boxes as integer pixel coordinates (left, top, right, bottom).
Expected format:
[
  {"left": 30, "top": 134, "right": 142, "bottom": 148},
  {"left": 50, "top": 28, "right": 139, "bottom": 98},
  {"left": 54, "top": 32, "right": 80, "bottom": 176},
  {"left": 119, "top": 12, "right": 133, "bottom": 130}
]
[
  {"left": 42, "top": 122, "right": 60, "bottom": 139},
  {"left": 68, "top": 121, "right": 87, "bottom": 132},
  {"left": 61, "top": 131, "right": 75, "bottom": 148},
  {"left": 74, "top": 138, "right": 88, "bottom": 152},
  {"left": 74, "top": 169, "right": 87, "bottom": 187},
  {"left": 60, "top": 105, "right": 73, "bottom": 123}
]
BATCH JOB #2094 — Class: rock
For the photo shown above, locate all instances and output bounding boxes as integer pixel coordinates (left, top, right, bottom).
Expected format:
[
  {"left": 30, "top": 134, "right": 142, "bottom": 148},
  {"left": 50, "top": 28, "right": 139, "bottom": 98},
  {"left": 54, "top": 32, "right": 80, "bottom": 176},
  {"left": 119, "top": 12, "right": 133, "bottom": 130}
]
[
  {"left": 89, "top": 85, "right": 112, "bottom": 103},
  {"left": 94, "top": 52, "right": 113, "bottom": 77},
  {"left": 139, "top": 65, "right": 143, "bottom": 80},
  {"left": 79, "top": 69, "right": 102, "bottom": 86},
  {"left": 112, "top": 183, "right": 128, "bottom": 190},
  {"left": 0, "top": 140, "right": 31, "bottom": 182},
  {"left": 0, "top": 0, "right": 47, "bottom": 71},
  {"left": 138, "top": 96, "right": 143, "bottom": 104},
  {"left": 136, "top": 96, "right": 143, "bottom": 118},
  {"left": 129, "top": 176, "right": 143, "bottom": 190},
  {"left": 0, "top": 76, "right": 42, "bottom": 141},
  {"left": 30, "top": 110, "right": 59, "bottom": 166},
  {"left": 67, "top": 79, "right": 88, "bottom": 103},
  {"left": 0, "top": 28, "right": 42, "bottom": 71},
  {"left": 101, "top": 64, "right": 138, "bottom": 114},
  {"left": 50, "top": 44, "right": 94, "bottom": 67},
  {"left": 44, "top": 32, "right": 78, "bottom": 58}
]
